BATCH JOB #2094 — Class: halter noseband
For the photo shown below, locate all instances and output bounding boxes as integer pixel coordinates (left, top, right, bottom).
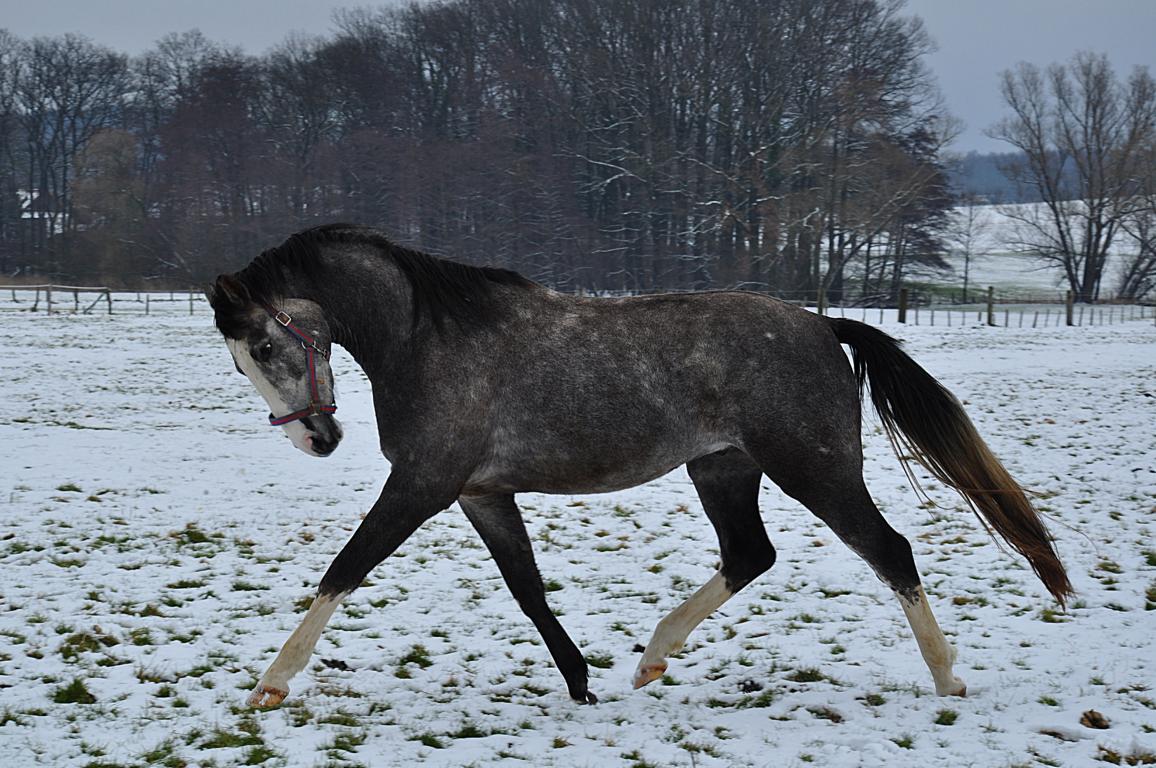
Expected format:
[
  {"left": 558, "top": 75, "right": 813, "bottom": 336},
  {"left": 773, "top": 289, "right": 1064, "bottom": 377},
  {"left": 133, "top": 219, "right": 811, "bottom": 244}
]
[{"left": 260, "top": 303, "right": 338, "bottom": 427}]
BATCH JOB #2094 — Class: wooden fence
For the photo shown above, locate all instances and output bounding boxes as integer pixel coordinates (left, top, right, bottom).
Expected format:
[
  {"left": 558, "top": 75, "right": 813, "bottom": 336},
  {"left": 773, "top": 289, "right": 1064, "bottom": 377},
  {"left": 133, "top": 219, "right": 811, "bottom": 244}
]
[
  {"left": 1, "top": 285, "right": 207, "bottom": 315},
  {"left": 1, "top": 283, "right": 1151, "bottom": 327},
  {"left": 884, "top": 286, "right": 1155, "bottom": 327}
]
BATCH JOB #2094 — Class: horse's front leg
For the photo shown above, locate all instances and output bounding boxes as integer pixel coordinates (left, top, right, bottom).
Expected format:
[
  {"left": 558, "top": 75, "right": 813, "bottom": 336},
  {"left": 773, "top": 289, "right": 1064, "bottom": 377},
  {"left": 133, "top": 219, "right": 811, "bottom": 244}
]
[
  {"left": 248, "top": 476, "right": 453, "bottom": 708},
  {"left": 459, "top": 493, "right": 595, "bottom": 703}
]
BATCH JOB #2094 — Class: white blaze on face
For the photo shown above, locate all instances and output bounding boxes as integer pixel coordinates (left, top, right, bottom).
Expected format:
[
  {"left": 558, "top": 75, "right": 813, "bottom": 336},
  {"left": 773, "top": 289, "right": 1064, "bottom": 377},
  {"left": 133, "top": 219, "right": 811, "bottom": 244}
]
[{"left": 226, "top": 337, "right": 313, "bottom": 453}]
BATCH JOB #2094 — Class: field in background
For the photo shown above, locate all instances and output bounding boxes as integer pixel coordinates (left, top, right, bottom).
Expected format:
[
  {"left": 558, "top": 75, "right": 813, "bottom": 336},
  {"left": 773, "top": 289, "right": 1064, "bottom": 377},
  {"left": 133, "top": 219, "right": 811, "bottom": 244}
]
[{"left": 0, "top": 310, "right": 1154, "bottom": 767}]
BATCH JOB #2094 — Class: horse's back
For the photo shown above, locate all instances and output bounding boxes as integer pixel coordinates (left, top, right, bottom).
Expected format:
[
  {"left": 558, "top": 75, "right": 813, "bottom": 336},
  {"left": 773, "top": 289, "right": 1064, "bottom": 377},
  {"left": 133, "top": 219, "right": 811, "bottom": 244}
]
[{"left": 465, "top": 289, "right": 861, "bottom": 495}]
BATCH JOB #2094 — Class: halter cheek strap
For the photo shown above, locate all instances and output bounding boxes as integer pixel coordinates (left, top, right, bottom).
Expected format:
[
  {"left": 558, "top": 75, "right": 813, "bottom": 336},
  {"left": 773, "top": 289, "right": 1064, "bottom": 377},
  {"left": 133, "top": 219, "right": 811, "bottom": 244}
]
[{"left": 260, "top": 303, "right": 338, "bottom": 427}]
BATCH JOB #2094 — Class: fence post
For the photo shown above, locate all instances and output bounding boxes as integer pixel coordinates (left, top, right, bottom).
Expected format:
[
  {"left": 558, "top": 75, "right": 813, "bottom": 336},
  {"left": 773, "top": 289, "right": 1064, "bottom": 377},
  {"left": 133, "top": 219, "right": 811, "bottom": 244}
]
[
  {"left": 986, "top": 286, "right": 995, "bottom": 327},
  {"left": 105, "top": 290, "right": 112, "bottom": 315},
  {"left": 1065, "top": 291, "right": 1074, "bottom": 326},
  {"left": 898, "top": 288, "right": 908, "bottom": 323},
  {"left": 145, "top": 295, "right": 150, "bottom": 315},
  {"left": 189, "top": 291, "right": 195, "bottom": 315},
  {"left": 46, "top": 285, "right": 53, "bottom": 315}
]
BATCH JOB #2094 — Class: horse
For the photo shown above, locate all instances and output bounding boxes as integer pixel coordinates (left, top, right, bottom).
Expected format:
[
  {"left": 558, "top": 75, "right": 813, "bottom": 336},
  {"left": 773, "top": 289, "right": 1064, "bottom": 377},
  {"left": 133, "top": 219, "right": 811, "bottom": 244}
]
[{"left": 207, "top": 223, "right": 1071, "bottom": 709}]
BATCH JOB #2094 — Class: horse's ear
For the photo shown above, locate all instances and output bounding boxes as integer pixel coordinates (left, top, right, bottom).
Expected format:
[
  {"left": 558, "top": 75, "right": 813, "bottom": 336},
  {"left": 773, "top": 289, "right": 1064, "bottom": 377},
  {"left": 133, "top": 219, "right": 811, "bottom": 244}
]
[{"left": 210, "top": 274, "right": 250, "bottom": 309}]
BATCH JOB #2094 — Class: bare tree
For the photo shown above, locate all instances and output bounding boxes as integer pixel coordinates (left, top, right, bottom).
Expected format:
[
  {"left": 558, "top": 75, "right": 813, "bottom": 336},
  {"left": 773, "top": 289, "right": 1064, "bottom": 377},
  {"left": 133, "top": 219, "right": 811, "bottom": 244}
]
[
  {"left": 944, "top": 193, "right": 992, "bottom": 303},
  {"left": 1116, "top": 143, "right": 1156, "bottom": 300},
  {"left": 0, "top": 30, "right": 23, "bottom": 274},
  {"left": 15, "top": 34, "right": 129, "bottom": 273},
  {"left": 991, "top": 52, "right": 1156, "bottom": 302}
]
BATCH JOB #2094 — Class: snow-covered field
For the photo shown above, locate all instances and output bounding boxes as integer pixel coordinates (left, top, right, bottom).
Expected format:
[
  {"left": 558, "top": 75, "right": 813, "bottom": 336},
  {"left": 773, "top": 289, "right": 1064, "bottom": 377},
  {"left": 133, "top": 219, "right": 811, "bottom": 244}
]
[
  {"left": 1, "top": 309, "right": 1155, "bottom": 768},
  {"left": 941, "top": 203, "right": 1146, "bottom": 298}
]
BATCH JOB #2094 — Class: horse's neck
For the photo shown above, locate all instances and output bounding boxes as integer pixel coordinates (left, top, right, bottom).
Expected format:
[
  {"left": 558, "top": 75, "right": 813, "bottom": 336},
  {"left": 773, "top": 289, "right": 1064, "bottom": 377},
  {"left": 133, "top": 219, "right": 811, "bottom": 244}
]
[{"left": 297, "top": 252, "right": 413, "bottom": 374}]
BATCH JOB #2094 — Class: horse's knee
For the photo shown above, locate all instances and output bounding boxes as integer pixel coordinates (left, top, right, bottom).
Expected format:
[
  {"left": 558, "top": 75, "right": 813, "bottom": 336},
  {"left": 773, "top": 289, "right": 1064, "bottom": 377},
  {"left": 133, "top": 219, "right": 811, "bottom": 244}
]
[{"left": 721, "top": 542, "right": 776, "bottom": 593}]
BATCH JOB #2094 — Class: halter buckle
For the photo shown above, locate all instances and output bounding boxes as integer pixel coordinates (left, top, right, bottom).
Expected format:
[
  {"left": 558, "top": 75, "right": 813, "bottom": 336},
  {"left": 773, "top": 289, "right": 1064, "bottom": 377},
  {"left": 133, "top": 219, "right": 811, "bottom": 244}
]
[{"left": 274, "top": 310, "right": 292, "bottom": 326}]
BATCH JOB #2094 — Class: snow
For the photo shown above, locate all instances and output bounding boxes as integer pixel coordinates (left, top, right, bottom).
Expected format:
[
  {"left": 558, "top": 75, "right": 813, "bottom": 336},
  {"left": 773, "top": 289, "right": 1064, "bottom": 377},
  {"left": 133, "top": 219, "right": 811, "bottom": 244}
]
[
  {"left": 943, "top": 203, "right": 1147, "bottom": 297},
  {"left": 1, "top": 308, "right": 1155, "bottom": 767}
]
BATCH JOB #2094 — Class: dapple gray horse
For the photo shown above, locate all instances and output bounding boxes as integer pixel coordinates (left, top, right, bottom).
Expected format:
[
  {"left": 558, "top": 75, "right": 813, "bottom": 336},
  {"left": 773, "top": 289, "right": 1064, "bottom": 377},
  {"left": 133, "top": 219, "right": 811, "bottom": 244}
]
[{"left": 208, "top": 224, "right": 1070, "bottom": 708}]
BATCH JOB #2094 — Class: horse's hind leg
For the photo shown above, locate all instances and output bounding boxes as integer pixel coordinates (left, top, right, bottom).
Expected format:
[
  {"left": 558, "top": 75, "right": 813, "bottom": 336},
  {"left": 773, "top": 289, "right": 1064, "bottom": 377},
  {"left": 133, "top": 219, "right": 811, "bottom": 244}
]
[
  {"left": 756, "top": 448, "right": 966, "bottom": 697},
  {"left": 458, "top": 493, "right": 595, "bottom": 703},
  {"left": 633, "top": 448, "right": 775, "bottom": 688}
]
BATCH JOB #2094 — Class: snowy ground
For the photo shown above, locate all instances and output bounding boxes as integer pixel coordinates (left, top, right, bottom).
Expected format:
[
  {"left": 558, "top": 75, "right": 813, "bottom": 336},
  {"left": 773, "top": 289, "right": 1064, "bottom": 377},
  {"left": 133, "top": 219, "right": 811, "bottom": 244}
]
[
  {"left": 1, "top": 309, "right": 1154, "bottom": 768},
  {"left": 939, "top": 202, "right": 1147, "bottom": 298}
]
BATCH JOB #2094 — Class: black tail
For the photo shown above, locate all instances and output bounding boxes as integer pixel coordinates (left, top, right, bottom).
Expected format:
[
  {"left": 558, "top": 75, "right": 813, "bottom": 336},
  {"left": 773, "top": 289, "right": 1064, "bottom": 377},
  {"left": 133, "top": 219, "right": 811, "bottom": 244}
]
[{"left": 828, "top": 318, "right": 1072, "bottom": 606}]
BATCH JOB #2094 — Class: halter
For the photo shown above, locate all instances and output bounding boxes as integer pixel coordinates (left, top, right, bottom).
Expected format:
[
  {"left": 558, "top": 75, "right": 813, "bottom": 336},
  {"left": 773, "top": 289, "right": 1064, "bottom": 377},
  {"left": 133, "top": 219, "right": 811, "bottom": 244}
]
[{"left": 260, "top": 303, "right": 338, "bottom": 427}]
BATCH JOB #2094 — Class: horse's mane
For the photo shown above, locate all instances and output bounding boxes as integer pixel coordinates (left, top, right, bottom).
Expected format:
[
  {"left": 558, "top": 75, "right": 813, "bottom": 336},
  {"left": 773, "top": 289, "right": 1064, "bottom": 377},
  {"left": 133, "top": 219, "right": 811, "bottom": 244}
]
[{"left": 223, "top": 223, "right": 533, "bottom": 332}]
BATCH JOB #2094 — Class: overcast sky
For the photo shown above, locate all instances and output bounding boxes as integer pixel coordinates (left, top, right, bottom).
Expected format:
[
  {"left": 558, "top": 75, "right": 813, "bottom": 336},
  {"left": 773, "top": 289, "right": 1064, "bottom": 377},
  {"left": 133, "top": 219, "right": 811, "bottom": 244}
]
[{"left": 1, "top": 0, "right": 1153, "bottom": 154}]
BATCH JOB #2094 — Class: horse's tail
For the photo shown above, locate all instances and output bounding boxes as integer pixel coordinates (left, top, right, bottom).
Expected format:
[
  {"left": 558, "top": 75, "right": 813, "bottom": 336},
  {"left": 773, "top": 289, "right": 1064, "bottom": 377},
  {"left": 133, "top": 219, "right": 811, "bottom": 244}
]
[{"left": 827, "top": 317, "right": 1072, "bottom": 606}]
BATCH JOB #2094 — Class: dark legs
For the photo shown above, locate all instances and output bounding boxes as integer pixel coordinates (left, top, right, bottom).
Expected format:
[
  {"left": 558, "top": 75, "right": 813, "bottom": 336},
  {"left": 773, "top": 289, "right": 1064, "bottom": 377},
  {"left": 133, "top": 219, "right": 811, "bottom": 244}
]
[
  {"left": 634, "top": 448, "right": 776, "bottom": 688},
  {"left": 248, "top": 477, "right": 450, "bottom": 708},
  {"left": 755, "top": 445, "right": 966, "bottom": 697},
  {"left": 459, "top": 494, "right": 595, "bottom": 703}
]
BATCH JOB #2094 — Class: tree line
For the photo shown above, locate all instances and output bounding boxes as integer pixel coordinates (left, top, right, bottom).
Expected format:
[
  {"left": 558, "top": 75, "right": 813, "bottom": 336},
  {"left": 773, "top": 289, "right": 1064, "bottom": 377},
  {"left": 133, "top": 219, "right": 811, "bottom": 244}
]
[
  {"left": 0, "top": 0, "right": 955, "bottom": 301},
  {"left": 0, "top": 1, "right": 1151, "bottom": 302}
]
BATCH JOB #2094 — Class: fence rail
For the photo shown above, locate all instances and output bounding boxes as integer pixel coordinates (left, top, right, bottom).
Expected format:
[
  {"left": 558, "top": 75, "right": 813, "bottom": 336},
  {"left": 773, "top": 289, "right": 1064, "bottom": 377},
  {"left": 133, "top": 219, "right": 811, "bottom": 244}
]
[
  {"left": 822, "top": 301, "right": 1155, "bottom": 328},
  {"left": 1, "top": 285, "right": 207, "bottom": 315},
  {"left": 1, "top": 283, "right": 1152, "bottom": 327}
]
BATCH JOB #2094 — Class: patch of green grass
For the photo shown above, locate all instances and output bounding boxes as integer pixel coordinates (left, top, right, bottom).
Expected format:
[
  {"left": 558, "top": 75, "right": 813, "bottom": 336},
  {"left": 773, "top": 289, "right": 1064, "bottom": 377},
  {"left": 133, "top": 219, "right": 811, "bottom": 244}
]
[
  {"left": 139, "top": 740, "right": 179, "bottom": 764},
  {"left": 448, "top": 722, "right": 487, "bottom": 739},
  {"left": 891, "top": 734, "right": 915, "bottom": 749},
  {"left": 201, "top": 725, "right": 262, "bottom": 749},
  {"left": 243, "top": 745, "right": 280, "bottom": 765},
  {"left": 52, "top": 678, "right": 96, "bottom": 704},
  {"left": 586, "top": 652, "right": 614, "bottom": 669},
  {"left": 60, "top": 631, "right": 118, "bottom": 660},
  {"left": 166, "top": 579, "right": 206, "bottom": 589},
  {"left": 318, "top": 711, "right": 359, "bottom": 727},
  {"left": 395, "top": 644, "right": 433, "bottom": 678},
  {"left": 738, "top": 689, "right": 777, "bottom": 708},
  {"left": 621, "top": 750, "right": 660, "bottom": 768},
  {"left": 326, "top": 729, "right": 367, "bottom": 753},
  {"left": 0, "top": 708, "right": 28, "bottom": 726},
  {"left": 413, "top": 732, "right": 444, "bottom": 749},
  {"left": 171, "top": 523, "right": 211, "bottom": 546},
  {"left": 56, "top": 483, "right": 83, "bottom": 493},
  {"left": 1095, "top": 745, "right": 1156, "bottom": 764},
  {"left": 934, "top": 709, "right": 958, "bottom": 725},
  {"left": 787, "top": 667, "right": 826, "bottom": 683},
  {"left": 807, "top": 705, "right": 843, "bottom": 722}
]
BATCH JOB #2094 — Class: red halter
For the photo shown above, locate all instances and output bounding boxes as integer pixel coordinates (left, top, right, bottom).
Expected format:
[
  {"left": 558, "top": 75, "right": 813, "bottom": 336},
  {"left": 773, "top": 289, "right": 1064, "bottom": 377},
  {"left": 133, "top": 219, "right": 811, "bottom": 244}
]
[{"left": 261, "top": 303, "right": 338, "bottom": 427}]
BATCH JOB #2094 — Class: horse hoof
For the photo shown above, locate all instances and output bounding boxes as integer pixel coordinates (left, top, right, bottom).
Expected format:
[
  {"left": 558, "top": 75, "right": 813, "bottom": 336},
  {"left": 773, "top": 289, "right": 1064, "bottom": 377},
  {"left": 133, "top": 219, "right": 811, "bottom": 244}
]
[
  {"left": 937, "top": 678, "right": 967, "bottom": 697},
  {"left": 632, "top": 662, "right": 667, "bottom": 689},
  {"left": 572, "top": 689, "right": 598, "bottom": 705},
  {"left": 248, "top": 685, "right": 289, "bottom": 709}
]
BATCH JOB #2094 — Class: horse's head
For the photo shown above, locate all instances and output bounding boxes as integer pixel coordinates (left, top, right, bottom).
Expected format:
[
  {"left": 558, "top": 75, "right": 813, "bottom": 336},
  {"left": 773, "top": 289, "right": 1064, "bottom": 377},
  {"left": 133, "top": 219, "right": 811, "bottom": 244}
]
[{"left": 209, "top": 274, "right": 343, "bottom": 457}]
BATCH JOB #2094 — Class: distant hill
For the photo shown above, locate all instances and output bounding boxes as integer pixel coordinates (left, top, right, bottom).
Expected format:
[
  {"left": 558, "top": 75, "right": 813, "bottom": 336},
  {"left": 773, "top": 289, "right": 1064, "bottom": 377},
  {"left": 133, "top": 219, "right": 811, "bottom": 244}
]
[{"left": 945, "top": 150, "right": 1042, "bottom": 204}]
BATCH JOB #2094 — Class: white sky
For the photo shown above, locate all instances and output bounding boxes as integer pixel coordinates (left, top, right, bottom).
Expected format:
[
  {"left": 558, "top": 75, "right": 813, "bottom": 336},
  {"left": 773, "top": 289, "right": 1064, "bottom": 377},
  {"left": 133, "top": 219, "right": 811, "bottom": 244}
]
[{"left": 1, "top": 0, "right": 1153, "bottom": 154}]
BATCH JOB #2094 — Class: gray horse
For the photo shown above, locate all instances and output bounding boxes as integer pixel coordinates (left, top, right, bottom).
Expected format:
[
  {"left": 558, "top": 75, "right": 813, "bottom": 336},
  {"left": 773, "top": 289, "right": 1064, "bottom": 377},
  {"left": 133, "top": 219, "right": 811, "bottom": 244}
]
[{"left": 208, "top": 223, "right": 1070, "bottom": 709}]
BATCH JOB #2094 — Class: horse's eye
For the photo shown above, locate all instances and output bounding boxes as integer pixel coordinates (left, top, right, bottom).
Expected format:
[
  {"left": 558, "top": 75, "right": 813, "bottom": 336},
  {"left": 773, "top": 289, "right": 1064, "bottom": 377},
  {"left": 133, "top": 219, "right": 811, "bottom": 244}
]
[{"left": 252, "top": 342, "right": 274, "bottom": 363}]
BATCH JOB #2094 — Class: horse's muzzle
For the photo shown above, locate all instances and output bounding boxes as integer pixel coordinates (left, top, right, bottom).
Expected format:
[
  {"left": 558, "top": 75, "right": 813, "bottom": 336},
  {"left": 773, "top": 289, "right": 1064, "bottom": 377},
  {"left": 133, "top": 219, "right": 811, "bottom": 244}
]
[{"left": 300, "top": 415, "right": 343, "bottom": 457}]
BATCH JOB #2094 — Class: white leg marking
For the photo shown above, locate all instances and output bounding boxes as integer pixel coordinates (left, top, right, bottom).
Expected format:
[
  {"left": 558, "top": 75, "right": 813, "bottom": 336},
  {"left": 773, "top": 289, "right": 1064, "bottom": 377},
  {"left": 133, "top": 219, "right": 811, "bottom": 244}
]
[
  {"left": 248, "top": 591, "right": 346, "bottom": 708},
  {"left": 634, "top": 572, "right": 733, "bottom": 688},
  {"left": 898, "top": 585, "right": 967, "bottom": 697}
]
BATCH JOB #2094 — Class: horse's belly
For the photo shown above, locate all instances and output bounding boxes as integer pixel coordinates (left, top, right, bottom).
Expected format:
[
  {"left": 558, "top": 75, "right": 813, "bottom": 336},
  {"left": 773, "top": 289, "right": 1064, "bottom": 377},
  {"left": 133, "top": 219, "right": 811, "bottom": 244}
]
[{"left": 465, "top": 439, "right": 731, "bottom": 496}]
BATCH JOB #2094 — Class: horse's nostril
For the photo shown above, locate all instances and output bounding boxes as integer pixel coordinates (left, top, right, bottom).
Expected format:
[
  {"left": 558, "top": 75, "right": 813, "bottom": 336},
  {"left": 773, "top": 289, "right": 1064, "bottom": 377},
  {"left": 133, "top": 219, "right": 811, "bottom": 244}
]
[{"left": 310, "top": 435, "right": 336, "bottom": 456}]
